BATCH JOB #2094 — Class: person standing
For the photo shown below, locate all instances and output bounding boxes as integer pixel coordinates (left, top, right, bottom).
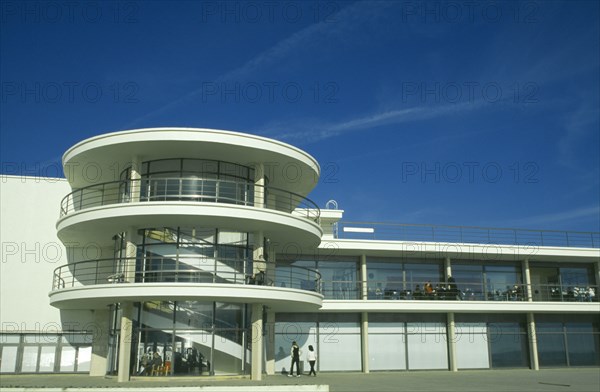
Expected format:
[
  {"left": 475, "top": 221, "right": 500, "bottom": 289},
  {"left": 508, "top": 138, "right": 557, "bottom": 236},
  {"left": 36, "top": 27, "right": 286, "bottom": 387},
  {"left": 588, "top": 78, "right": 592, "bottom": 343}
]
[
  {"left": 288, "top": 341, "right": 301, "bottom": 377},
  {"left": 307, "top": 345, "right": 317, "bottom": 376}
]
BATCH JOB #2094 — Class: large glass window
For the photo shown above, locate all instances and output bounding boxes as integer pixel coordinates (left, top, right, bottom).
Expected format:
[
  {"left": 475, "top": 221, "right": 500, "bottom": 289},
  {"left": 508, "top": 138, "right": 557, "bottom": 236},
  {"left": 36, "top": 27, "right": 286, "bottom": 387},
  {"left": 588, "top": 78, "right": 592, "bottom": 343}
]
[
  {"left": 530, "top": 264, "right": 596, "bottom": 302},
  {"left": 134, "top": 227, "right": 251, "bottom": 285},
  {"left": 488, "top": 321, "right": 529, "bottom": 367},
  {"left": 452, "top": 262, "right": 523, "bottom": 301},
  {"left": 536, "top": 315, "right": 600, "bottom": 367},
  {"left": 134, "top": 159, "right": 254, "bottom": 204},
  {"left": 0, "top": 334, "right": 91, "bottom": 374},
  {"left": 276, "top": 257, "right": 357, "bottom": 299},
  {"left": 133, "top": 301, "right": 249, "bottom": 376},
  {"left": 366, "top": 258, "right": 444, "bottom": 300}
]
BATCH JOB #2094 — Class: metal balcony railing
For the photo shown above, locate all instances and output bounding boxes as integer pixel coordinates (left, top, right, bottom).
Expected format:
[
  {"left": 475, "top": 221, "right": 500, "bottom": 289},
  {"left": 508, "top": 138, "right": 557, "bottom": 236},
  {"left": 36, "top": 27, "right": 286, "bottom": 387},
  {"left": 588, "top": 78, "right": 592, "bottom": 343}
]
[
  {"left": 317, "top": 280, "right": 598, "bottom": 302},
  {"left": 51, "top": 256, "right": 322, "bottom": 295},
  {"left": 337, "top": 222, "right": 599, "bottom": 248},
  {"left": 59, "top": 177, "right": 320, "bottom": 222}
]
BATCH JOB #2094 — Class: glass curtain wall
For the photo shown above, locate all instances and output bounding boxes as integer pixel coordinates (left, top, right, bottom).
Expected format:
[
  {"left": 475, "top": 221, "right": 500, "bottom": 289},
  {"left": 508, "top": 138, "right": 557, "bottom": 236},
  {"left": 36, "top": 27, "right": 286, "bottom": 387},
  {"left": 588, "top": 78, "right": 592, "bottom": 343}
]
[
  {"left": 275, "top": 257, "right": 359, "bottom": 299},
  {"left": 366, "top": 258, "right": 444, "bottom": 300},
  {"left": 451, "top": 262, "right": 523, "bottom": 301},
  {"left": 0, "top": 333, "right": 92, "bottom": 374},
  {"left": 536, "top": 314, "right": 600, "bottom": 367},
  {"left": 127, "top": 301, "right": 249, "bottom": 376},
  {"left": 455, "top": 314, "right": 529, "bottom": 369},
  {"left": 132, "top": 227, "right": 251, "bottom": 285}
]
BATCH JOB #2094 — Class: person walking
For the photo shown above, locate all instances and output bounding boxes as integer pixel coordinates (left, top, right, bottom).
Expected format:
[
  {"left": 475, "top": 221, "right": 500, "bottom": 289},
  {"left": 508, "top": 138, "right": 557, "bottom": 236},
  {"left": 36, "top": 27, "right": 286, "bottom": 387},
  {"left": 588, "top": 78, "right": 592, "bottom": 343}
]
[
  {"left": 307, "top": 345, "right": 317, "bottom": 376},
  {"left": 288, "top": 341, "right": 301, "bottom": 377}
]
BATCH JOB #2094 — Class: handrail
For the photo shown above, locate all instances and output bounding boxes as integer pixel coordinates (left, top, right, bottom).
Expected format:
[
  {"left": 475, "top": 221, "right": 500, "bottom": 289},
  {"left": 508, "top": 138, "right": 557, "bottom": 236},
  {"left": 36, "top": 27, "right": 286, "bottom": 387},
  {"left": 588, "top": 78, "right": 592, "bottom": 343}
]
[
  {"left": 337, "top": 221, "right": 600, "bottom": 248},
  {"left": 318, "top": 279, "right": 598, "bottom": 302},
  {"left": 59, "top": 177, "right": 320, "bottom": 222},
  {"left": 51, "top": 257, "right": 322, "bottom": 294}
]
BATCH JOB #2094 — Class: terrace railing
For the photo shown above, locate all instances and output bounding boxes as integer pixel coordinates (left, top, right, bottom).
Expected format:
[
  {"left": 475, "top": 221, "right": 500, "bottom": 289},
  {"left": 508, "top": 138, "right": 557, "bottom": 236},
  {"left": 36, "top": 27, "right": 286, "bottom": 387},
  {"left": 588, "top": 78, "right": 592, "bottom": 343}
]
[
  {"left": 59, "top": 177, "right": 320, "bottom": 222},
  {"left": 52, "top": 257, "right": 322, "bottom": 295},
  {"left": 337, "top": 222, "right": 599, "bottom": 248}
]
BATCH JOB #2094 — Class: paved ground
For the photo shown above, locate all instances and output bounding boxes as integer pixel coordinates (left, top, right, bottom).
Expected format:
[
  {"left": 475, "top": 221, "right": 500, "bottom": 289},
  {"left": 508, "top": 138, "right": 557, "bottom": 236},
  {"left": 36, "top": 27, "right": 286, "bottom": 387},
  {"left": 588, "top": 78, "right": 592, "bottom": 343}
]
[{"left": 1, "top": 368, "right": 599, "bottom": 392}]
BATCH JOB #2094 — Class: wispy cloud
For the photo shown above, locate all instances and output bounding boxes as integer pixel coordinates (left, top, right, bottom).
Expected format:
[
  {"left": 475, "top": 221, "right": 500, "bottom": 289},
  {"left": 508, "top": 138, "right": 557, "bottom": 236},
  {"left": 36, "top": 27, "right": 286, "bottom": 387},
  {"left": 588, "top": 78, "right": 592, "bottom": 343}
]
[
  {"left": 127, "top": 2, "right": 392, "bottom": 127},
  {"left": 261, "top": 100, "right": 485, "bottom": 144},
  {"left": 504, "top": 206, "right": 600, "bottom": 228}
]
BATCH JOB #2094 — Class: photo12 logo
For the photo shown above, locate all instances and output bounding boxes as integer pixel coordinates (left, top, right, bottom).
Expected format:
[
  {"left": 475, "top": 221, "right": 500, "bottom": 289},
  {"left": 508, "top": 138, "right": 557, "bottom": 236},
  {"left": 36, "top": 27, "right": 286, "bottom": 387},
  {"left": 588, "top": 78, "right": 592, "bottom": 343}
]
[{"left": 0, "top": 1, "right": 139, "bottom": 24}]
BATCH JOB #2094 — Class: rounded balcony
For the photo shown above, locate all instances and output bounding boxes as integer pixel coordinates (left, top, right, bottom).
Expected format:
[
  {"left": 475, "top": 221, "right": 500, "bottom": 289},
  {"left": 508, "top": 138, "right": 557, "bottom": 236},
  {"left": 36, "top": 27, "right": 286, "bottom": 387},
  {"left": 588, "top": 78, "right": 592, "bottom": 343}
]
[
  {"left": 56, "top": 177, "right": 322, "bottom": 247},
  {"left": 62, "top": 127, "right": 321, "bottom": 197},
  {"left": 49, "top": 257, "right": 323, "bottom": 312}
]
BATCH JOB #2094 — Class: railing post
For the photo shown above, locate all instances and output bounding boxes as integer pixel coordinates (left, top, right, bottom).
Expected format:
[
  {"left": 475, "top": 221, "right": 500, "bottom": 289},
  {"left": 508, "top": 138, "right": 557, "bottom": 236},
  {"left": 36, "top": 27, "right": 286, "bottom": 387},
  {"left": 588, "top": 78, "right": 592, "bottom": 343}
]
[
  {"left": 72, "top": 263, "right": 76, "bottom": 288},
  {"left": 95, "top": 262, "right": 99, "bottom": 285},
  {"left": 565, "top": 231, "right": 569, "bottom": 247},
  {"left": 214, "top": 258, "right": 217, "bottom": 283}
]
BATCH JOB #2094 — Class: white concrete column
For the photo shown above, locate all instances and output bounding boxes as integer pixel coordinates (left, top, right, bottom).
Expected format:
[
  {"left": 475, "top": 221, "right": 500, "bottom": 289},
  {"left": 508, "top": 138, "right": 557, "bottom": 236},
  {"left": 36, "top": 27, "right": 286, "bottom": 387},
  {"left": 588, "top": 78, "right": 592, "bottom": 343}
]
[
  {"left": 360, "top": 254, "right": 367, "bottom": 300},
  {"left": 117, "top": 303, "right": 133, "bottom": 382},
  {"left": 445, "top": 257, "right": 452, "bottom": 280},
  {"left": 129, "top": 156, "right": 141, "bottom": 203},
  {"left": 265, "top": 310, "right": 276, "bottom": 375},
  {"left": 594, "top": 261, "right": 600, "bottom": 289},
  {"left": 254, "top": 163, "right": 265, "bottom": 209},
  {"left": 251, "top": 303, "right": 263, "bottom": 380},
  {"left": 447, "top": 312, "right": 457, "bottom": 372},
  {"left": 123, "top": 228, "right": 138, "bottom": 283},
  {"left": 89, "top": 309, "right": 110, "bottom": 376},
  {"left": 527, "top": 313, "right": 539, "bottom": 370},
  {"left": 523, "top": 259, "right": 533, "bottom": 301},
  {"left": 361, "top": 312, "right": 369, "bottom": 373}
]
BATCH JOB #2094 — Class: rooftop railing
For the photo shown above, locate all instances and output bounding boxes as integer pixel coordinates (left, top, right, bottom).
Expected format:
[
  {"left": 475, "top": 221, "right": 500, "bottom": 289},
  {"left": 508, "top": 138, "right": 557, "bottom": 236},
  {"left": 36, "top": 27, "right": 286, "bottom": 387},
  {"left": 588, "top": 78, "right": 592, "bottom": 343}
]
[
  {"left": 337, "top": 222, "right": 600, "bottom": 248},
  {"left": 59, "top": 177, "right": 320, "bottom": 222},
  {"left": 51, "top": 257, "right": 322, "bottom": 295}
]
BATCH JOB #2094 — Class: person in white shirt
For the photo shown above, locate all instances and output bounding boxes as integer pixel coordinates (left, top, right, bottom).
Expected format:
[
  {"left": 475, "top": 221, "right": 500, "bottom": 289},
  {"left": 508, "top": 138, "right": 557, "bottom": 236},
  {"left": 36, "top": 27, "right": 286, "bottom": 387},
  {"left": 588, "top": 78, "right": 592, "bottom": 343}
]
[{"left": 307, "top": 345, "right": 317, "bottom": 376}]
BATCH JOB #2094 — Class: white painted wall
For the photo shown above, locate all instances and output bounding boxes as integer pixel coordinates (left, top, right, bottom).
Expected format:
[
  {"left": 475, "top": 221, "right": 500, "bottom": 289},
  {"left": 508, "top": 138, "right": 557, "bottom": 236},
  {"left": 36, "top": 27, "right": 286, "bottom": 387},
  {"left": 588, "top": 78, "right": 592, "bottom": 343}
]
[{"left": 0, "top": 175, "right": 93, "bottom": 332}]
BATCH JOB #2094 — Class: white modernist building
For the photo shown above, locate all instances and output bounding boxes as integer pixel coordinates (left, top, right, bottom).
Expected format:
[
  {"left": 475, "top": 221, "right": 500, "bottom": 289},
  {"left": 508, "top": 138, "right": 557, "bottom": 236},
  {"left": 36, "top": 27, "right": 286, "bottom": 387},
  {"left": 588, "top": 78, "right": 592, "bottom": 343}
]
[{"left": 1, "top": 128, "right": 599, "bottom": 381}]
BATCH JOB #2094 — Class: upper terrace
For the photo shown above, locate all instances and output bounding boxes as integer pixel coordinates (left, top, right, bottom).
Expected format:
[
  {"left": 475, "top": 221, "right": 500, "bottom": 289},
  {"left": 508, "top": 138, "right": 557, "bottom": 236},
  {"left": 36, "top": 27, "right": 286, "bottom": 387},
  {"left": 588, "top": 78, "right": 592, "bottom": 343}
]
[{"left": 334, "top": 221, "right": 599, "bottom": 248}]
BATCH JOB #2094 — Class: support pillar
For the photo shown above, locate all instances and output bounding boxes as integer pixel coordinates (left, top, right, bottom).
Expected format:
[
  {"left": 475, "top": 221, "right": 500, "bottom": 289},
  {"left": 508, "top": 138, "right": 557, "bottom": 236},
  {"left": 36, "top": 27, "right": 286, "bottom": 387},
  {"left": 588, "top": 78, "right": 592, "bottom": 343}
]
[
  {"left": 129, "top": 156, "right": 141, "bottom": 203},
  {"left": 523, "top": 259, "right": 533, "bottom": 301},
  {"left": 360, "top": 254, "right": 367, "bottom": 300},
  {"left": 445, "top": 257, "right": 452, "bottom": 280},
  {"left": 251, "top": 303, "right": 263, "bottom": 380},
  {"left": 447, "top": 312, "right": 457, "bottom": 372},
  {"left": 527, "top": 313, "right": 539, "bottom": 370},
  {"left": 124, "top": 228, "right": 138, "bottom": 282},
  {"left": 117, "top": 303, "right": 133, "bottom": 382},
  {"left": 361, "top": 312, "right": 369, "bottom": 373},
  {"left": 265, "top": 310, "right": 276, "bottom": 375},
  {"left": 89, "top": 309, "right": 110, "bottom": 376}
]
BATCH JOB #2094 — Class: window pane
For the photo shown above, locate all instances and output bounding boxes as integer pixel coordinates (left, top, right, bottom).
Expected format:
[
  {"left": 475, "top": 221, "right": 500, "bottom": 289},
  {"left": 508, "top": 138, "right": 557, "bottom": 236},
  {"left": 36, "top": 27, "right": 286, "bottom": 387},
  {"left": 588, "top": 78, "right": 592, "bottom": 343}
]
[
  {"left": 21, "top": 346, "right": 38, "bottom": 372},
  {"left": 489, "top": 333, "right": 529, "bottom": 368},
  {"left": 567, "top": 333, "right": 600, "bottom": 366},
  {"left": 0, "top": 346, "right": 18, "bottom": 372},
  {"left": 39, "top": 346, "right": 56, "bottom": 372},
  {"left": 60, "top": 346, "right": 76, "bottom": 372},
  {"left": 0, "top": 335, "right": 20, "bottom": 344},
  {"left": 77, "top": 346, "right": 92, "bottom": 372},
  {"left": 537, "top": 334, "right": 567, "bottom": 366}
]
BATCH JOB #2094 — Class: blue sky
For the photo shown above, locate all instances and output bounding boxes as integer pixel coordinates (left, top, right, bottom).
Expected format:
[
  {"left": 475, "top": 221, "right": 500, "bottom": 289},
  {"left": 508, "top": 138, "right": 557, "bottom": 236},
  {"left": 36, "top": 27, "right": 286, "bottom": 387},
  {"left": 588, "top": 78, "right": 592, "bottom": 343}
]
[{"left": 1, "top": 0, "right": 599, "bottom": 231}]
